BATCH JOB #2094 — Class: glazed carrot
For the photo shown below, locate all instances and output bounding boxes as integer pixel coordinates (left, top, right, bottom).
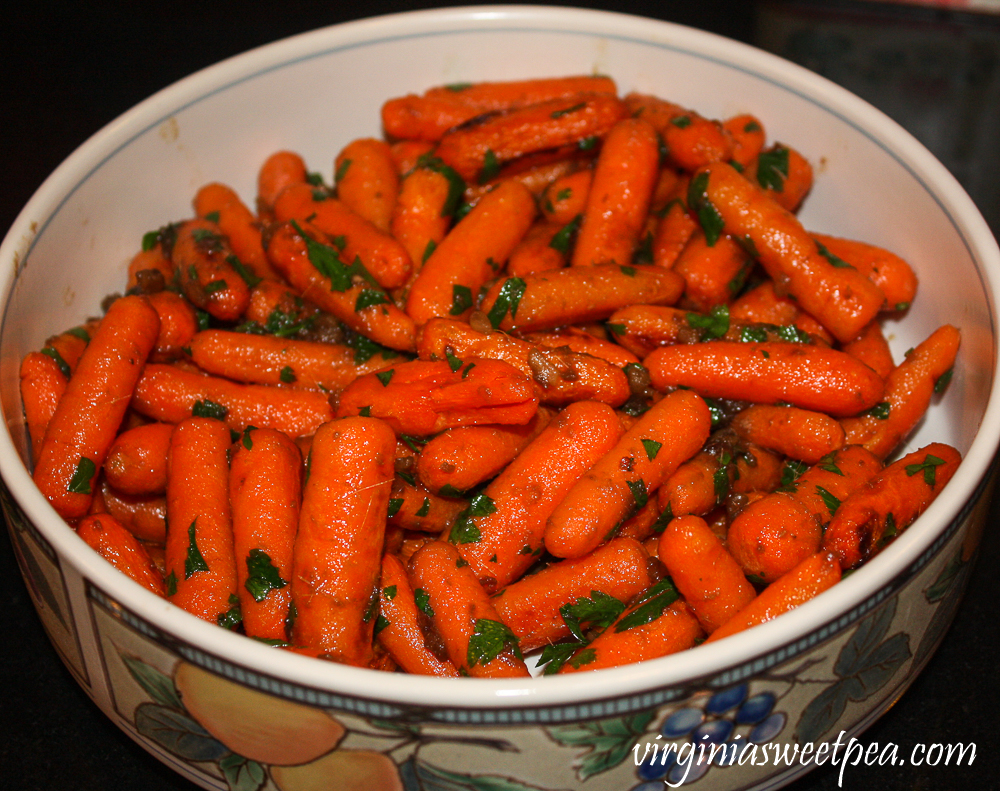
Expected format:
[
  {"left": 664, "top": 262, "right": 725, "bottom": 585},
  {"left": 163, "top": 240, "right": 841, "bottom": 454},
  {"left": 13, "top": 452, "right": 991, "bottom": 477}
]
[
  {"left": 624, "top": 93, "right": 733, "bottom": 171},
  {"left": 264, "top": 220, "right": 416, "bottom": 352},
  {"left": 732, "top": 444, "right": 785, "bottom": 495},
  {"left": 172, "top": 219, "right": 251, "bottom": 321},
  {"left": 388, "top": 475, "right": 468, "bottom": 534},
  {"left": 76, "top": 514, "right": 164, "bottom": 596},
  {"left": 164, "top": 418, "right": 238, "bottom": 623},
  {"left": 405, "top": 179, "right": 536, "bottom": 325},
  {"left": 539, "top": 168, "right": 592, "bottom": 225},
  {"left": 257, "top": 150, "right": 308, "bottom": 215},
  {"left": 389, "top": 140, "right": 436, "bottom": 174},
  {"left": 132, "top": 363, "right": 333, "bottom": 438},
  {"left": 146, "top": 290, "right": 198, "bottom": 361},
  {"left": 694, "top": 161, "right": 885, "bottom": 342},
  {"left": 545, "top": 389, "right": 711, "bottom": 559},
  {"left": 187, "top": 330, "right": 392, "bottom": 393},
  {"left": 127, "top": 243, "right": 174, "bottom": 293},
  {"left": 450, "top": 400, "right": 624, "bottom": 591},
  {"left": 464, "top": 149, "right": 591, "bottom": 206},
  {"left": 417, "top": 317, "right": 631, "bottom": 408},
  {"left": 658, "top": 515, "right": 756, "bottom": 633},
  {"left": 103, "top": 422, "right": 174, "bottom": 496},
  {"left": 705, "top": 552, "right": 842, "bottom": 643},
  {"left": 194, "top": 182, "right": 279, "bottom": 282},
  {"left": 389, "top": 163, "right": 461, "bottom": 278},
  {"left": 745, "top": 143, "right": 813, "bottom": 212},
  {"left": 841, "top": 320, "right": 895, "bottom": 380},
  {"left": 407, "top": 540, "right": 529, "bottom": 677},
  {"left": 506, "top": 221, "right": 569, "bottom": 277},
  {"left": 272, "top": 182, "right": 413, "bottom": 290},
  {"left": 434, "top": 93, "right": 628, "bottom": 183},
  {"left": 376, "top": 553, "right": 460, "bottom": 676},
  {"left": 242, "top": 279, "right": 324, "bottom": 336},
  {"left": 492, "top": 537, "right": 656, "bottom": 652},
  {"left": 522, "top": 329, "right": 641, "bottom": 368},
  {"left": 334, "top": 138, "right": 399, "bottom": 232},
  {"left": 823, "top": 443, "right": 961, "bottom": 568},
  {"left": 42, "top": 324, "right": 94, "bottom": 376},
  {"left": 415, "top": 409, "right": 551, "bottom": 495},
  {"left": 615, "top": 499, "right": 664, "bottom": 542},
  {"left": 841, "top": 324, "right": 960, "bottom": 459},
  {"left": 20, "top": 351, "right": 68, "bottom": 463},
  {"left": 33, "top": 295, "right": 160, "bottom": 519},
  {"left": 479, "top": 264, "right": 684, "bottom": 333},
  {"left": 730, "top": 404, "right": 846, "bottom": 464},
  {"left": 292, "top": 417, "right": 395, "bottom": 665},
  {"left": 811, "top": 232, "right": 918, "bottom": 312},
  {"left": 652, "top": 186, "right": 698, "bottom": 269},
  {"left": 382, "top": 75, "right": 618, "bottom": 141},
  {"left": 729, "top": 280, "right": 834, "bottom": 345},
  {"left": 673, "top": 230, "right": 753, "bottom": 313},
  {"left": 336, "top": 358, "right": 538, "bottom": 435},
  {"left": 558, "top": 583, "right": 703, "bottom": 672},
  {"left": 229, "top": 427, "right": 301, "bottom": 642},
  {"left": 650, "top": 168, "right": 683, "bottom": 213},
  {"left": 571, "top": 118, "right": 660, "bottom": 268},
  {"left": 722, "top": 114, "right": 766, "bottom": 168},
  {"left": 644, "top": 341, "right": 885, "bottom": 418},
  {"left": 657, "top": 450, "right": 722, "bottom": 520},
  {"left": 99, "top": 480, "right": 167, "bottom": 544}
]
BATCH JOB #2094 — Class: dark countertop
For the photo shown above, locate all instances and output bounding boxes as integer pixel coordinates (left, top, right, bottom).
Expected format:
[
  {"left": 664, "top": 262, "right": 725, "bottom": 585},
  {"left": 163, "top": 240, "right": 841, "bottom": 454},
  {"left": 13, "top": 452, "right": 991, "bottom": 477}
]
[{"left": 2, "top": 3, "right": 998, "bottom": 790}]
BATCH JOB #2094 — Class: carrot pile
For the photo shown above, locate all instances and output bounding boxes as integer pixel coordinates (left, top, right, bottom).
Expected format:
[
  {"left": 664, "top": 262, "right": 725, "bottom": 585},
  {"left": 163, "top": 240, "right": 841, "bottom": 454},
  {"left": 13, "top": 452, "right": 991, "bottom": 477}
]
[{"left": 21, "top": 74, "right": 961, "bottom": 676}]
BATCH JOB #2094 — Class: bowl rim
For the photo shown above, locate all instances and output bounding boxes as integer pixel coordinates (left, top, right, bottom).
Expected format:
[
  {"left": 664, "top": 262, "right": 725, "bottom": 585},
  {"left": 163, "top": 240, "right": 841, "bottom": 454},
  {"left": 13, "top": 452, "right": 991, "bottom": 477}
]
[{"left": 2, "top": 3, "right": 999, "bottom": 713}]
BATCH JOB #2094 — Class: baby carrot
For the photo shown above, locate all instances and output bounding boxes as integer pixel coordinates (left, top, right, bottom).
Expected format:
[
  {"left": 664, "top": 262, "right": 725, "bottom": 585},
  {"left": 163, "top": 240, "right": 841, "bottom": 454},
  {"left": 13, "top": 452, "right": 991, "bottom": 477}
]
[
  {"left": 658, "top": 515, "right": 756, "bottom": 633},
  {"left": 694, "top": 161, "right": 885, "bottom": 342},
  {"left": 539, "top": 168, "right": 592, "bottom": 225},
  {"left": 407, "top": 540, "right": 529, "bottom": 678},
  {"left": 823, "top": 443, "right": 961, "bottom": 568},
  {"left": 522, "top": 329, "right": 641, "bottom": 368},
  {"left": 257, "top": 150, "right": 308, "bottom": 215},
  {"left": 480, "top": 264, "right": 684, "bottom": 333},
  {"left": 33, "top": 295, "right": 160, "bottom": 519},
  {"left": 673, "top": 230, "right": 753, "bottom": 313},
  {"left": 131, "top": 363, "right": 334, "bottom": 438},
  {"left": 571, "top": 118, "right": 660, "bottom": 268},
  {"left": 389, "top": 140, "right": 435, "bottom": 174},
  {"left": 376, "top": 553, "right": 460, "bottom": 676},
  {"left": 545, "top": 389, "right": 711, "bottom": 559},
  {"left": 334, "top": 138, "right": 399, "bottom": 232},
  {"left": 20, "top": 351, "right": 68, "bottom": 463},
  {"left": 644, "top": 341, "right": 885, "bottom": 418},
  {"left": 389, "top": 163, "right": 461, "bottom": 279},
  {"left": 730, "top": 404, "right": 846, "bottom": 464},
  {"left": 194, "top": 181, "right": 279, "bottom": 282},
  {"left": 146, "top": 291, "right": 198, "bottom": 362},
  {"left": 387, "top": 475, "right": 467, "bottom": 534},
  {"left": 506, "top": 221, "right": 569, "bottom": 277},
  {"left": 657, "top": 450, "right": 723, "bottom": 520},
  {"left": 292, "top": 417, "right": 395, "bottom": 665},
  {"left": 652, "top": 184, "right": 698, "bottom": 269},
  {"left": 405, "top": 179, "right": 536, "bottom": 325},
  {"left": 722, "top": 114, "right": 766, "bottom": 168},
  {"left": 624, "top": 93, "right": 733, "bottom": 171},
  {"left": 841, "top": 320, "right": 895, "bottom": 380},
  {"left": 450, "top": 400, "right": 625, "bottom": 592},
  {"left": 492, "top": 537, "right": 656, "bottom": 652},
  {"left": 745, "top": 143, "right": 813, "bottom": 212},
  {"left": 729, "top": 280, "right": 835, "bottom": 346},
  {"left": 164, "top": 418, "right": 238, "bottom": 624},
  {"left": 173, "top": 219, "right": 251, "bottom": 321},
  {"left": 103, "top": 422, "right": 174, "bottom": 496},
  {"left": 841, "top": 324, "right": 960, "bottom": 459},
  {"left": 99, "top": 480, "right": 167, "bottom": 544},
  {"left": 242, "top": 279, "right": 320, "bottom": 335},
  {"left": 229, "top": 427, "right": 301, "bottom": 642},
  {"left": 127, "top": 243, "right": 174, "bottom": 293},
  {"left": 705, "top": 552, "right": 842, "bottom": 643},
  {"left": 811, "top": 232, "right": 918, "bottom": 312},
  {"left": 76, "top": 513, "right": 165, "bottom": 596}
]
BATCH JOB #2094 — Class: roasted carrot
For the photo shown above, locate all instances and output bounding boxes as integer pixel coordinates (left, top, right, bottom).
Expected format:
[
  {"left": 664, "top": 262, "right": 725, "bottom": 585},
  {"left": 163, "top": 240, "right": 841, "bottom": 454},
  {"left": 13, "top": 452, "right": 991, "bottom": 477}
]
[
  {"left": 657, "top": 450, "right": 724, "bottom": 520},
  {"left": 841, "top": 320, "right": 895, "bottom": 380},
  {"left": 76, "top": 513, "right": 165, "bottom": 596},
  {"left": 292, "top": 417, "right": 395, "bottom": 665},
  {"left": 173, "top": 219, "right": 251, "bottom": 321},
  {"left": 812, "top": 232, "right": 918, "bottom": 312},
  {"left": 336, "top": 358, "right": 538, "bottom": 436},
  {"left": 103, "top": 422, "right": 174, "bottom": 496},
  {"left": 415, "top": 409, "right": 551, "bottom": 495},
  {"left": 20, "top": 351, "right": 68, "bottom": 463},
  {"left": 545, "top": 389, "right": 711, "bottom": 559},
  {"left": 242, "top": 279, "right": 320, "bottom": 335},
  {"left": 146, "top": 290, "right": 198, "bottom": 362},
  {"left": 131, "top": 363, "right": 333, "bottom": 438},
  {"left": 376, "top": 553, "right": 460, "bottom": 676},
  {"left": 729, "top": 280, "right": 835, "bottom": 345},
  {"left": 99, "top": 480, "right": 167, "bottom": 544},
  {"left": 652, "top": 186, "right": 698, "bottom": 269},
  {"left": 388, "top": 475, "right": 467, "bottom": 534},
  {"left": 43, "top": 322, "right": 99, "bottom": 376},
  {"left": 480, "top": 263, "right": 684, "bottom": 333},
  {"left": 194, "top": 182, "right": 279, "bottom": 281},
  {"left": 571, "top": 118, "right": 660, "bottom": 268},
  {"left": 492, "top": 537, "right": 656, "bottom": 652},
  {"left": 33, "top": 296, "right": 160, "bottom": 519},
  {"left": 644, "top": 341, "right": 885, "bottom": 418},
  {"left": 389, "top": 162, "right": 462, "bottom": 280},
  {"left": 405, "top": 179, "right": 536, "bottom": 325},
  {"left": 334, "top": 138, "right": 399, "bottom": 232},
  {"left": 745, "top": 143, "right": 813, "bottom": 212},
  {"left": 673, "top": 230, "right": 753, "bottom": 313},
  {"left": 257, "top": 150, "right": 308, "bottom": 215},
  {"left": 624, "top": 93, "right": 733, "bottom": 171},
  {"left": 539, "top": 167, "right": 592, "bottom": 225},
  {"left": 722, "top": 114, "right": 766, "bottom": 168},
  {"left": 389, "top": 140, "right": 436, "bottom": 174},
  {"left": 694, "top": 161, "right": 885, "bottom": 342},
  {"left": 730, "top": 404, "right": 846, "bottom": 464},
  {"left": 841, "top": 324, "right": 960, "bottom": 459},
  {"left": 506, "top": 221, "right": 570, "bottom": 277},
  {"left": 229, "top": 427, "right": 301, "bottom": 642},
  {"left": 522, "top": 329, "right": 641, "bottom": 368},
  {"left": 823, "top": 443, "right": 961, "bottom": 568},
  {"left": 407, "top": 540, "right": 529, "bottom": 678},
  {"left": 705, "top": 551, "right": 842, "bottom": 643},
  {"left": 658, "top": 515, "right": 756, "bottom": 633},
  {"left": 164, "top": 418, "right": 238, "bottom": 623},
  {"left": 450, "top": 400, "right": 624, "bottom": 591},
  {"left": 127, "top": 243, "right": 175, "bottom": 293}
]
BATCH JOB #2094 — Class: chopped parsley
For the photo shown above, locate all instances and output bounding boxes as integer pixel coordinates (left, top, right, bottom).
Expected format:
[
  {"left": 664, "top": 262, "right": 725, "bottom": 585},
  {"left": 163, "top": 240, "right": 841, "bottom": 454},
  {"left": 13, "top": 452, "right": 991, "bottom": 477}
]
[
  {"left": 486, "top": 277, "right": 527, "bottom": 329},
  {"left": 192, "top": 399, "right": 228, "bottom": 421},
  {"left": 244, "top": 548, "right": 288, "bottom": 602},
  {"left": 687, "top": 171, "right": 725, "bottom": 246},
  {"left": 614, "top": 578, "right": 680, "bottom": 633},
  {"left": 755, "top": 145, "right": 790, "bottom": 192},
  {"left": 449, "top": 284, "right": 474, "bottom": 315},
  {"left": 905, "top": 454, "right": 946, "bottom": 487},
  {"left": 467, "top": 618, "right": 521, "bottom": 668},
  {"left": 67, "top": 457, "right": 96, "bottom": 494},
  {"left": 184, "top": 519, "right": 210, "bottom": 578}
]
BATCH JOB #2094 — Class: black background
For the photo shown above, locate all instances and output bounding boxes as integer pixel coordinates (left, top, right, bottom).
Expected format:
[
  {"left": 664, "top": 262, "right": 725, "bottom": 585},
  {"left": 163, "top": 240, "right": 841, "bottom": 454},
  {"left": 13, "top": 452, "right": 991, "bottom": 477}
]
[{"left": 2, "top": 2, "right": 998, "bottom": 790}]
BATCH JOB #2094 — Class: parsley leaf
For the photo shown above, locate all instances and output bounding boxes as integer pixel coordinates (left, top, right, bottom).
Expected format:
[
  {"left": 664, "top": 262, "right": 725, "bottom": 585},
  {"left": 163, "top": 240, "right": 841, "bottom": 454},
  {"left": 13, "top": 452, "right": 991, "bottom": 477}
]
[
  {"left": 816, "top": 240, "right": 853, "bottom": 269},
  {"left": 467, "top": 618, "right": 521, "bottom": 668},
  {"left": 192, "top": 399, "right": 228, "bottom": 421},
  {"left": 449, "top": 284, "right": 474, "bottom": 316},
  {"left": 815, "top": 485, "right": 841, "bottom": 517},
  {"left": 817, "top": 453, "right": 844, "bottom": 476},
  {"left": 641, "top": 439, "right": 662, "bottom": 461},
  {"left": 444, "top": 348, "right": 463, "bottom": 372},
  {"left": 479, "top": 149, "right": 500, "bottom": 184},
  {"left": 778, "top": 459, "right": 808, "bottom": 492},
  {"left": 755, "top": 145, "right": 789, "bottom": 192},
  {"left": 376, "top": 369, "right": 395, "bottom": 387},
  {"left": 687, "top": 304, "right": 730, "bottom": 341},
  {"left": 560, "top": 590, "right": 625, "bottom": 642},
  {"left": 905, "top": 454, "right": 946, "bottom": 487},
  {"left": 226, "top": 254, "right": 262, "bottom": 288},
  {"left": 448, "top": 493, "right": 496, "bottom": 544},
  {"left": 687, "top": 171, "right": 725, "bottom": 246},
  {"left": 217, "top": 594, "right": 242, "bottom": 630},
  {"left": 551, "top": 102, "right": 586, "bottom": 119},
  {"left": 486, "top": 277, "right": 527, "bottom": 329},
  {"left": 414, "top": 588, "right": 434, "bottom": 618},
  {"left": 614, "top": 578, "right": 680, "bottom": 632},
  {"left": 67, "top": 457, "right": 96, "bottom": 494},
  {"left": 279, "top": 366, "right": 296, "bottom": 384},
  {"left": 355, "top": 289, "right": 391, "bottom": 312},
  {"left": 549, "top": 214, "right": 581, "bottom": 254},
  {"left": 184, "top": 519, "right": 210, "bottom": 578},
  {"left": 627, "top": 479, "right": 648, "bottom": 510},
  {"left": 41, "top": 346, "right": 71, "bottom": 378},
  {"left": 244, "top": 548, "right": 288, "bottom": 602}
]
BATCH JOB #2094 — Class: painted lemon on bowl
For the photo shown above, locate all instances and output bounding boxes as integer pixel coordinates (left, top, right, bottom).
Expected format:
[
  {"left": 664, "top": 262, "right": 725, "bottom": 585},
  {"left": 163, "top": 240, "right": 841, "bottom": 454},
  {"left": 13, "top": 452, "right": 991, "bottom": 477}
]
[{"left": 271, "top": 749, "right": 404, "bottom": 791}]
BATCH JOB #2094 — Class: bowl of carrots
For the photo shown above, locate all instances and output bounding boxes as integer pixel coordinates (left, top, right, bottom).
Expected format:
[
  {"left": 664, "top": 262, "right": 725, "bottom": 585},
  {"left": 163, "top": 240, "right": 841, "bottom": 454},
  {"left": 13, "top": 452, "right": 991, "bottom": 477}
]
[{"left": 2, "top": 5, "right": 998, "bottom": 790}]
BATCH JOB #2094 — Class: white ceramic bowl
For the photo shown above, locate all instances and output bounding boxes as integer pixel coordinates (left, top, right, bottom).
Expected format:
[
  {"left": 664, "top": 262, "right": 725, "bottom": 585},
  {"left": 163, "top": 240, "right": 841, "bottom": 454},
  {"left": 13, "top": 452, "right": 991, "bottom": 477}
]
[{"left": 2, "top": 6, "right": 998, "bottom": 791}]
